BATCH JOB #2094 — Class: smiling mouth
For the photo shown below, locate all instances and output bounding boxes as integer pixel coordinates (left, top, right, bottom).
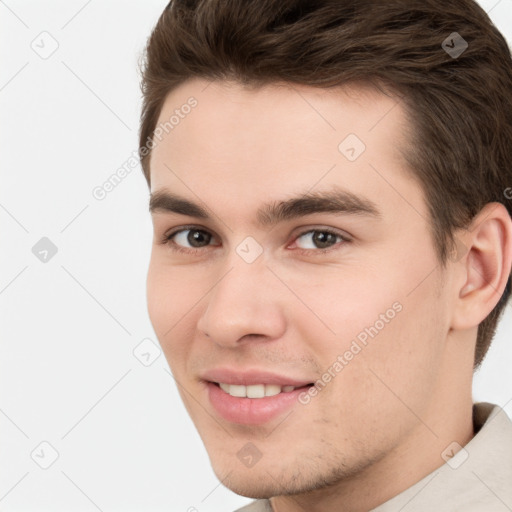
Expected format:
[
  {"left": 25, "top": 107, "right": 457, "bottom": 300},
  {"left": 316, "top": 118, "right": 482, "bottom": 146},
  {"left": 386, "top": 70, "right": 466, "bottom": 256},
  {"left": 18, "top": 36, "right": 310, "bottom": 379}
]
[{"left": 213, "top": 382, "right": 314, "bottom": 398}]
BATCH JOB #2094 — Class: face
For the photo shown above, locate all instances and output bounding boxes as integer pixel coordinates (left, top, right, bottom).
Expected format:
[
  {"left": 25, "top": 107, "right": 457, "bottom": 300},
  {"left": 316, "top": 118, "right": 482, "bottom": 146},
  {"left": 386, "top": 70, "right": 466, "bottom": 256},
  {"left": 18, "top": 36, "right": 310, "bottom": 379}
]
[{"left": 146, "top": 78, "right": 454, "bottom": 498}]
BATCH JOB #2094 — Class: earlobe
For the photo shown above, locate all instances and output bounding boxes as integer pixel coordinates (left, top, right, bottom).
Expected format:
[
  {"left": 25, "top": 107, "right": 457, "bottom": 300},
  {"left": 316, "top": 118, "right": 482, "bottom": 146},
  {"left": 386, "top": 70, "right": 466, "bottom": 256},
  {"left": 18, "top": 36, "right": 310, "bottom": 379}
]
[{"left": 451, "top": 202, "right": 512, "bottom": 331}]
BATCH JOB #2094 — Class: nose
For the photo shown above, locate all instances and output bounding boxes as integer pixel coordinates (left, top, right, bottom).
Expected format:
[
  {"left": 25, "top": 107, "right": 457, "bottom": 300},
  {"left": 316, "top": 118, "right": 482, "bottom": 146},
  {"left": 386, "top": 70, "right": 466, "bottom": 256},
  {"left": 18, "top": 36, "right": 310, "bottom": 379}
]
[{"left": 196, "top": 259, "right": 287, "bottom": 348}]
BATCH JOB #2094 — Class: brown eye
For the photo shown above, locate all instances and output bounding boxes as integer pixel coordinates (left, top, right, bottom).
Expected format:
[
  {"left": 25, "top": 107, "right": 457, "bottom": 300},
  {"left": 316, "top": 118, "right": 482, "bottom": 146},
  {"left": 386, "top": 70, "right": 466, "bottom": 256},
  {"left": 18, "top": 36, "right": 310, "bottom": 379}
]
[
  {"left": 169, "top": 228, "right": 213, "bottom": 248},
  {"left": 294, "top": 230, "right": 346, "bottom": 250}
]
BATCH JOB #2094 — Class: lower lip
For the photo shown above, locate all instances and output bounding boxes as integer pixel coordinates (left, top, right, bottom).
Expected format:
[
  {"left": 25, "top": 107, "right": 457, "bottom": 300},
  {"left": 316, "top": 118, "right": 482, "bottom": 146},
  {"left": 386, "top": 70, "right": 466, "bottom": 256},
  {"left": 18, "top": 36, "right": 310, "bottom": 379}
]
[{"left": 206, "top": 381, "right": 312, "bottom": 425}]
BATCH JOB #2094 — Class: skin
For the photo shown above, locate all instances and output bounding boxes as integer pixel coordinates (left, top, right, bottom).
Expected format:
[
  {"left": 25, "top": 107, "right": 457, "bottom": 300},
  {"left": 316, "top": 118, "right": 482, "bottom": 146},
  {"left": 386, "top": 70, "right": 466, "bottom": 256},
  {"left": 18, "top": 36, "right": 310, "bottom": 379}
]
[{"left": 146, "top": 77, "right": 512, "bottom": 512}]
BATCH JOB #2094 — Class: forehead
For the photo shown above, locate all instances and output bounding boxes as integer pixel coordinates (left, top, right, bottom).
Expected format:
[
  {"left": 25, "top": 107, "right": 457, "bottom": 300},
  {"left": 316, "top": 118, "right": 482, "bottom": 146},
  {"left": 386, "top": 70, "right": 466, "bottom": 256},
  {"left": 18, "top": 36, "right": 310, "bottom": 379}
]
[{"left": 149, "top": 78, "right": 426, "bottom": 226}]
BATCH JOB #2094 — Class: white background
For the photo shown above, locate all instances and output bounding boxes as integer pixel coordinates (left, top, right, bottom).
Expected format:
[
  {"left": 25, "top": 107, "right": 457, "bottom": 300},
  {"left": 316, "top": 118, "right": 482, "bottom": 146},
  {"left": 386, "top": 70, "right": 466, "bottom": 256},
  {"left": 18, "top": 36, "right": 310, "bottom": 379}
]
[{"left": 1, "top": 1, "right": 511, "bottom": 511}]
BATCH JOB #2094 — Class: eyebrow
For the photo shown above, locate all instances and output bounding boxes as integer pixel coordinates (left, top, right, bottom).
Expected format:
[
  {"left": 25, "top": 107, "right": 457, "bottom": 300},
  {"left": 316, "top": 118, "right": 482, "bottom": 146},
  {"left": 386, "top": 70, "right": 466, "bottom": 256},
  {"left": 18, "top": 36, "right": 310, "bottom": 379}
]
[{"left": 149, "top": 186, "right": 382, "bottom": 227}]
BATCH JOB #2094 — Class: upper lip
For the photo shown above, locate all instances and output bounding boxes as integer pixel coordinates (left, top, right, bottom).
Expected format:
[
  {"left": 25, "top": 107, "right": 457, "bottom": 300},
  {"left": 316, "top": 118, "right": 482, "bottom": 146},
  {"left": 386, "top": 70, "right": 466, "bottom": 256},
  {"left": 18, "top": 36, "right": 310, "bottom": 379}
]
[{"left": 200, "top": 368, "right": 314, "bottom": 387}]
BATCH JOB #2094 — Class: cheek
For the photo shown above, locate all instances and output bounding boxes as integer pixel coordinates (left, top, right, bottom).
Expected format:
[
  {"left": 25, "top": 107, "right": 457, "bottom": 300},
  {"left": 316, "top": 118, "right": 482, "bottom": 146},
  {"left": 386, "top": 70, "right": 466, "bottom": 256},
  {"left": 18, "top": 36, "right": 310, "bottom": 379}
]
[
  {"left": 295, "top": 258, "right": 448, "bottom": 410},
  {"left": 332, "top": 279, "right": 448, "bottom": 429},
  {"left": 276, "top": 261, "right": 403, "bottom": 354}
]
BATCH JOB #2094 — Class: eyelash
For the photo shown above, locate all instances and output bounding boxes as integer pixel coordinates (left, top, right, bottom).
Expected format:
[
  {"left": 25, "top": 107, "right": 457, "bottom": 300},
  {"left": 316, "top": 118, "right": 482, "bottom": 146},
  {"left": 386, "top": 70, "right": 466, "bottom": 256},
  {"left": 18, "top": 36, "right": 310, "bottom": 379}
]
[{"left": 160, "top": 225, "right": 351, "bottom": 256}]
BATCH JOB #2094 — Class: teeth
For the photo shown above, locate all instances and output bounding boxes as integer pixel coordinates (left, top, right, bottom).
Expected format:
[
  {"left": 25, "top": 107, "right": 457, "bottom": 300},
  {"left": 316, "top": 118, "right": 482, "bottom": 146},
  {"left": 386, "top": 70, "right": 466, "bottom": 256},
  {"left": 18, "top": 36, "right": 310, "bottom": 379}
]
[
  {"left": 217, "top": 383, "right": 298, "bottom": 398},
  {"left": 218, "top": 382, "right": 231, "bottom": 393}
]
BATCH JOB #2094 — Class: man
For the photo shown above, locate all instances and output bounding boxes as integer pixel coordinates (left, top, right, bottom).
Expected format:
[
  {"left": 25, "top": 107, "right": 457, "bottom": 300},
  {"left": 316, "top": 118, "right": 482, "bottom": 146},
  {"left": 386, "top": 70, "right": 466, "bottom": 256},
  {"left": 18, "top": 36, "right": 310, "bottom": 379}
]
[{"left": 139, "top": 0, "right": 512, "bottom": 510}]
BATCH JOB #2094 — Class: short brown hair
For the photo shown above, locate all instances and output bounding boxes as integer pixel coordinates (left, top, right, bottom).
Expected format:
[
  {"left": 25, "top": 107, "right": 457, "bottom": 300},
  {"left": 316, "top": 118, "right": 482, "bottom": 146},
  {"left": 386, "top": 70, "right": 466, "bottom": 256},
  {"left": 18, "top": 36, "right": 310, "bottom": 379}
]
[{"left": 138, "top": 0, "right": 512, "bottom": 369}]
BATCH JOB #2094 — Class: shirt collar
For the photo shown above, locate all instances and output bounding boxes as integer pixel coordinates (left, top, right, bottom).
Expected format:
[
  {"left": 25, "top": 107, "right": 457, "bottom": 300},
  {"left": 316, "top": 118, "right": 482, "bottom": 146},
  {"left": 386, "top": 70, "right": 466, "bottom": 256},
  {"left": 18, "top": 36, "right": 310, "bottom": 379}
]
[{"left": 372, "top": 402, "right": 512, "bottom": 511}]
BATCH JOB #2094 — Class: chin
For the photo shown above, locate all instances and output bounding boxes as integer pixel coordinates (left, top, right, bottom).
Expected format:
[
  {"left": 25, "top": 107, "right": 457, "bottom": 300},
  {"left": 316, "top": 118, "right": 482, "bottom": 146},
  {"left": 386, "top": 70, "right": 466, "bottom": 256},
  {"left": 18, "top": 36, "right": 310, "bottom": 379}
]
[
  {"left": 209, "top": 455, "right": 317, "bottom": 499},
  {"left": 218, "top": 471, "right": 282, "bottom": 499}
]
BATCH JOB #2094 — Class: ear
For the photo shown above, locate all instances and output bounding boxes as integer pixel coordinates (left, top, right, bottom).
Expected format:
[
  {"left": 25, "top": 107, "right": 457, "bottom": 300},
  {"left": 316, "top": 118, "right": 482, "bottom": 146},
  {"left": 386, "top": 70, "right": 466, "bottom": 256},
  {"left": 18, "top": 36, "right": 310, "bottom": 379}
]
[{"left": 451, "top": 202, "right": 512, "bottom": 331}]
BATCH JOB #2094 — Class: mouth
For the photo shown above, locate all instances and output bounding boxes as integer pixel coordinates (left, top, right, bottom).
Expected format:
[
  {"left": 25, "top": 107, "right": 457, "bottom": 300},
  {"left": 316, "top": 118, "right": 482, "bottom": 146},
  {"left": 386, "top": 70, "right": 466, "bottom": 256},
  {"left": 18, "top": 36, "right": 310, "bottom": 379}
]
[
  {"left": 198, "top": 368, "right": 316, "bottom": 424},
  {"left": 205, "top": 380, "right": 315, "bottom": 425},
  {"left": 213, "top": 381, "right": 313, "bottom": 398}
]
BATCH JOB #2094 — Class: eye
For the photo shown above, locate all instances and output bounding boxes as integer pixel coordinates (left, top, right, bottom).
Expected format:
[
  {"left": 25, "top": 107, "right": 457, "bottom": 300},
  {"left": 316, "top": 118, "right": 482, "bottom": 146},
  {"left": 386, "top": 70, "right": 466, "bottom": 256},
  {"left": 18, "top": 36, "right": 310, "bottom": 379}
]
[
  {"left": 162, "top": 226, "right": 219, "bottom": 254},
  {"left": 291, "top": 229, "right": 349, "bottom": 252},
  {"left": 173, "top": 228, "right": 211, "bottom": 248}
]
